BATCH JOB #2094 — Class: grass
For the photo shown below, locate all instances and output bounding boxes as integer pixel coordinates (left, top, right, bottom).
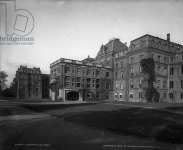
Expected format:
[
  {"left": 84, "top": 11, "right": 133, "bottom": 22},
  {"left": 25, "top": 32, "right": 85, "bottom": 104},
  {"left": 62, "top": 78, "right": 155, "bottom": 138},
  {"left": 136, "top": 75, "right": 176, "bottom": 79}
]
[
  {"left": 65, "top": 107, "right": 183, "bottom": 144},
  {"left": 0, "top": 107, "right": 33, "bottom": 116},
  {"left": 20, "top": 103, "right": 97, "bottom": 112},
  {"left": 166, "top": 106, "right": 183, "bottom": 112}
]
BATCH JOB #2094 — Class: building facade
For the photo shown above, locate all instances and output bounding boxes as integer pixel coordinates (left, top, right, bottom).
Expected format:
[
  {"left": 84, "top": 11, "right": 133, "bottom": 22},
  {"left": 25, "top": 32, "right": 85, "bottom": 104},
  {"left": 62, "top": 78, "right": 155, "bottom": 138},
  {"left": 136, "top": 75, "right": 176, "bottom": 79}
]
[
  {"left": 50, "top": 58, "right": 112, "bottom": 101},
  {"left": 113, "top": 34, "right": 183, "bottom": 103},
  {"left": 50, "top": 34, "right": 183, "bottom": 103},
  {"left": 14, "top": 66, "right": 49, "bottom": 99}
]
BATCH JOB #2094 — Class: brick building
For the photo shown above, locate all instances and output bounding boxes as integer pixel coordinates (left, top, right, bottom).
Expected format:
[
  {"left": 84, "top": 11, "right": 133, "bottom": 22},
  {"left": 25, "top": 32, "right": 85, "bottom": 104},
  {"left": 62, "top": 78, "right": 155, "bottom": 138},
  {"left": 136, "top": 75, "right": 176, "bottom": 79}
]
[
  {"left": 113, "top": 34, "right": 183, "bottom": 103},
  {"left": 14, "top": 66, "right": 49, "bottom": 99},
  {"left": 50, "top": 58, "right": 112, "bottom": 101},
  {"left": 49, "top": 33, "right": 183, "bottom": 103}
]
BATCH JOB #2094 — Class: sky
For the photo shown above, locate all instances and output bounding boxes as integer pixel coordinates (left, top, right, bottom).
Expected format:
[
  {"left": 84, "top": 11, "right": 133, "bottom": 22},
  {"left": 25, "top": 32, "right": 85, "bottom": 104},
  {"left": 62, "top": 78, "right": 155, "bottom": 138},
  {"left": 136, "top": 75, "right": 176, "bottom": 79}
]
[{"left": 0, "top": 0, "right": 183, "bottom": 86}]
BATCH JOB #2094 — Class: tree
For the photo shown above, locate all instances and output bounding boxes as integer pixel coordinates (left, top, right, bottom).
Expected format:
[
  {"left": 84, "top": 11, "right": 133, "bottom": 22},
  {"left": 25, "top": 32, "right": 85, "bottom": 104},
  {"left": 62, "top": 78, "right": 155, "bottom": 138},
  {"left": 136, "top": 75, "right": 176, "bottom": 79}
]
[
  {"left": 0, "top": 71, "right": 8, "bottom": 96},
  {"left": 140, "top": 58, "right": 160, "bottom": 103}
]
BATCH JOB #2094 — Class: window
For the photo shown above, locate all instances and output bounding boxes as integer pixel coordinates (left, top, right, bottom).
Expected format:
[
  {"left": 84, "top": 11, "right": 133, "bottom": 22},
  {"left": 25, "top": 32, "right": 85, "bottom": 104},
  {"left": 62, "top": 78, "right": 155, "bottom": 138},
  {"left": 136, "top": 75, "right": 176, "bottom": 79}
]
[
  {"left": 139, "top": 66, "right": 142, "bottom": 73},
  {"left": 181, "top": 80, "right": 183, "bottom": 89},
  {"left": 170, "top": 67, "right": 174, "bottom": 75},
  {"left": 170, "top": 57, "right": 174, "bottom": 63},
  {"left": 129, "top": 93, "right": 133, "bottom": 98},
  {"left": 87, "top": 78, "right": 90, "bottom": 88},
  {"left": 86, "top": 69, "right": 90, "bottom": 75},
  {"left": 139, "top": 92, "right": 143, "bottom": 99},
  {"left": 115, "top": 72, "right": 118, "bottom": 78},
  {"left": 72, "top": 68, "right": 75, "bottom": 73},
  {"left": 77, "top": 77, "right": 81, "bottom": 82},
  {"left": 130, "top": 80, "right": 134, "bottom": 89},
  {"left": 163, "top": 80, "right": 167, "bottom": 88},
  {"left": 181, "top": 93, "right": 183, "bottom": 99},
  {"left": 181, "top": 65, "right": 183, "bottom": 74},
  {"left": 139, "top": 79, "right": 142, "bottom": 88},
  {"left": 96, "top": 79, "right": 100, "bottom": 88},
  {"left": 157, "top": 80, "right": 161, "bottom": 88},
  {"left": 121, "top": 73, "right": 124, "bottom": 79},
  {"left": 119, "top": 93, "right": 123, "bottom": 98},
  {"left": 169, "top": 81, "right": 174, "bottom": 89},
  {"left": 130, "top": 66, "right": 134, "bottom": 74},
  {"left": 77, "top": 68, "right": 81, "bottom": 74},
  {"left": 106, "top": 72, "right": 109, "bottom": 77},
  {"left": 182, "top": 55, "right": 183, "bottom": 61},
  {"left": 121, "top": 62, "right": 123, "bottom": 68},
  {"left": 87, "top": 93, "right": 92, "bottom": 98},
  {"left": 158, "top": 55, "right": 161, "bottom": 62},
  {"left": 169, "top": 93, "right": 173, "bottom": 99},
  {"left": 120, "top": 83, "right": 123, "bottom": 89},
  {"left": 92, "top": 79, "right": 95, "bottom": 87},
  {"left": 130, "top": 57, "right": 134, "bottom": 63},
  {"left": 114, "top": 93, "right": 118, "bottom": 98},
  {"left": 76, "top": 83, "right": 80, "bottom": 87},
  {"left": 163, "top": 93, "right": 167, "bottom": 98},
  {"left": 96, "top": 70, "right": 100, "bottom": 76},
  {"left": 157, "top": 65, "right": 161, "bottom": 72},
  {"left": 164, "top": 56, "right": 168, "bottom": 63},
  {"left": 65, "top": 66, "right": 70, "bottom": 73},
  {"left": 36, "top": 88, "right": 39, "bottom": 96}
]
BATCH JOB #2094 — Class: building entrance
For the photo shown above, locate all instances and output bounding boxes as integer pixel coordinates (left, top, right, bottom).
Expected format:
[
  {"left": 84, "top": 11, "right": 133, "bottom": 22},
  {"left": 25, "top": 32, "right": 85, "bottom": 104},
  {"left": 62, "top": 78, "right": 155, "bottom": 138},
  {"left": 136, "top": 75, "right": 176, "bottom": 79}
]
[{"left": 66, "top": 91, "right": 79, "bottom": 101}]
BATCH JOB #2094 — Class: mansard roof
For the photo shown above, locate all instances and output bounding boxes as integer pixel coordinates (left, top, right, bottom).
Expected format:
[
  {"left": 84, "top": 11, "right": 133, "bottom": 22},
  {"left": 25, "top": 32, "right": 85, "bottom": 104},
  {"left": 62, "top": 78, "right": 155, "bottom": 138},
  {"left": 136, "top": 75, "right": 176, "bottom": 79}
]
[{"left": 96, "top": 38, "right": 128, "bottom": 58}]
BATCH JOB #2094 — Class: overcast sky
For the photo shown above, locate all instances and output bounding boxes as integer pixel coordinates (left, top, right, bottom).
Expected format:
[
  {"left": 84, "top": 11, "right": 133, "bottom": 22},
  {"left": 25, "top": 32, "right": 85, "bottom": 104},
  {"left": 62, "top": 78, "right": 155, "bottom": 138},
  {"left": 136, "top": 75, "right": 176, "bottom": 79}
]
[{"left": 1, "top": 0, "right": 183, "bottom": 85}]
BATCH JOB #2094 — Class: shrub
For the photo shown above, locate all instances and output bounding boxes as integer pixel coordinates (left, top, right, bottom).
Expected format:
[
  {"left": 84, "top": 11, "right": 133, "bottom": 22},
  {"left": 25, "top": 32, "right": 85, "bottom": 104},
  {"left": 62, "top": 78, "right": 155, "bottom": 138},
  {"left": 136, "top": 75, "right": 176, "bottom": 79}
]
[
  {"left": 140, "top": 58, "right": 160, "bottom": 103},
  {"left": 154, "top": 124, "right": 183, "bottom": 144}
]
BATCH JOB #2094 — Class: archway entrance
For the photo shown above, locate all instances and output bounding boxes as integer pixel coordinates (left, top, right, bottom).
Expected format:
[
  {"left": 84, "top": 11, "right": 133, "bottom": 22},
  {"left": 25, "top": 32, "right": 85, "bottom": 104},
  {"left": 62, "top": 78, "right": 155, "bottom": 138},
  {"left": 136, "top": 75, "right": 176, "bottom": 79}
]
[{"left": 66, "top": 91, "right": 79, "bottom": 101}]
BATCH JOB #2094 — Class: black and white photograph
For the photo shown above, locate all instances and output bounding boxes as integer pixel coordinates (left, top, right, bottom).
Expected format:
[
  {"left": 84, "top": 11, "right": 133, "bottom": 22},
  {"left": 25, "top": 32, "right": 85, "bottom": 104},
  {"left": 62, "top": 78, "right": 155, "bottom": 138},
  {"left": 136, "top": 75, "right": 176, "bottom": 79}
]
[{"left": 1, "top": 0, "right": 183, "bottom": 149}]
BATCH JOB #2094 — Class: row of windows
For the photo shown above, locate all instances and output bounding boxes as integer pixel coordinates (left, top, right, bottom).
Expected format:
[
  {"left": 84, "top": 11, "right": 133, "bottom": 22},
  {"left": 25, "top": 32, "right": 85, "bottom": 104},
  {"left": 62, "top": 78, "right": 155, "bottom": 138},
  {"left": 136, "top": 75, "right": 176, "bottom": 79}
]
[
  {"left": 129, "top": 79, "right": 142, "bottom": 89},
  {"left": 116, "top": 79, "right": 183, "bottom": 89},
  {"left": 169, "top": 92, "right": 183, "bottom": 100},
  {"left": 52, "top": 67, "right": 110, "bottom": 78},
  {"left": 129, "top": 54, "right": 174, "bottom": 64},
  {"left": 129, "top": 92, "right": 143, "bottom": 99},
  {"left": 115, "top": 92, "right": 183, "bottom": 100},
  {"left": 169, "top": 65, "right": 183, "bottom": 75},
  {"left": 129, "top": 54, "right": 144, "bottom": 64},
  {"left": 65, "top": 81, "right": 110, "bottom": 89},
  {"left": 169, "top": 80, "right": 183, "bottom": 89}
]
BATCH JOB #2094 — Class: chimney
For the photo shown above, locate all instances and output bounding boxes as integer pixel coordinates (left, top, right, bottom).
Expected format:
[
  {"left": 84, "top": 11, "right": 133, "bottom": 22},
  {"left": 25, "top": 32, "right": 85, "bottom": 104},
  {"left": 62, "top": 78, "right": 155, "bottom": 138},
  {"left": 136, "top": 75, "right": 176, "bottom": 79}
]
[{"left": 167, "top": 33, "right": 170, "bottom": 42}]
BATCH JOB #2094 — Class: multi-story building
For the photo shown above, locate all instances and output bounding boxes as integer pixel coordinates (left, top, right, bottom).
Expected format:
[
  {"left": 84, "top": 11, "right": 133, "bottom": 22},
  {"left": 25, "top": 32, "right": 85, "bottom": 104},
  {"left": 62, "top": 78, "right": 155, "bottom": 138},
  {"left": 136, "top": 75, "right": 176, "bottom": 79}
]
[
  {"left": 113, "top": 34, "right": 183, "bottom": 103},
  {"left": 14, "top": 66, "right": 49, "bottom": 99},
  {"left": 50, "top": 33, "right": 183, "bottom": 103},
  {"left": 50, "top": 58, "right": 112, "bottom": 101}
]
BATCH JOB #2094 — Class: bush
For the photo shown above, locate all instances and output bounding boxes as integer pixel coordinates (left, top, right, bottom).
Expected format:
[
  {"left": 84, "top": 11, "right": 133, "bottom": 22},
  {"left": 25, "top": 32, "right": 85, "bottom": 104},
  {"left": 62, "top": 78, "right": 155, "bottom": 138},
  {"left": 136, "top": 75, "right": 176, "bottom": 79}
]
[{"left": 140, "top": 58, "right": 160, "bottom": 103}]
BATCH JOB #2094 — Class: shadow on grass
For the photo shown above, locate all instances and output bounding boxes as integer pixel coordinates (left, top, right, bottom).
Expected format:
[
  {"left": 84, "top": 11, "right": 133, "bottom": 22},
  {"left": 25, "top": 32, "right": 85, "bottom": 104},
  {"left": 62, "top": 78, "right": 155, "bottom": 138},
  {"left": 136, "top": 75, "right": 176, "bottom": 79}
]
[
  {"left": 20, "top": 103, "right": 97, "bottom": 112},
  {"left": 65, "top": 108, "right": 183, "bottom": 144},
  {"left": 0, "top": 107, "right": 32, "bottom": 116},
  {"left": 166, "top": 106, "right": 183, "bottom": 112}
]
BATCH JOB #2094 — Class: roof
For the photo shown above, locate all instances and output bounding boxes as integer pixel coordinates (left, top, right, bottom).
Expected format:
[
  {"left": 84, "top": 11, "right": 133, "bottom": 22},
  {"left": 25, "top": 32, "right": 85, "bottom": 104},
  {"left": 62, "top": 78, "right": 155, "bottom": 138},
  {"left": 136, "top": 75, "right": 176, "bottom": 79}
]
[
  {"left": 96, "top": 38, "right": 128, "bottom": 58},
  {"left": 131, "top": 34, "right": 183, "bottom": 47}
]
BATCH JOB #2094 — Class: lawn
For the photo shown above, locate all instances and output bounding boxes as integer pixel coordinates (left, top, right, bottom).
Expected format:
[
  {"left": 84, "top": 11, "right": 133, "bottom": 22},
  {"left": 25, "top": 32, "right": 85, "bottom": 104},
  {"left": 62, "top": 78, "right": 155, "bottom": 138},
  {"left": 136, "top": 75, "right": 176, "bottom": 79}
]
[
  {"left": 0, "top": 107, "right": 33, "bottom": 116},
  {"left": 65, "top": 107, "right": 183, "bottom": 144},
  {"left": 20, "top": 102, "right": 98, "bottom": 112}
]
